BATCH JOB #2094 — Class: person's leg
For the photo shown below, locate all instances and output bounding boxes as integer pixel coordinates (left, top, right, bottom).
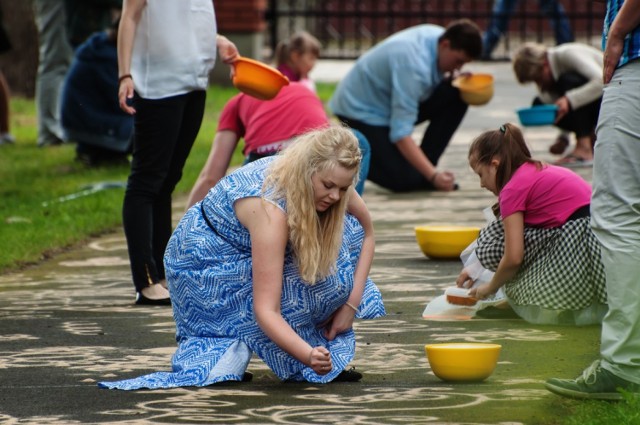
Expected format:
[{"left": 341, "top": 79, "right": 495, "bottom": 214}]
[
  {"left": 0, "top": 71, "right": 8, "bottom": 132},
  {"left": 350, "top": 129, "right": 370, "bottom": 195},
  {"left": 592, "top": 62, "right": 640, "bottom": 385},
  {"left": 33, "top": 0, "right": 72, "bottom": 147},
  {"left": 152, "top": 90, "right": 206, "bottom": 279},
  {"left": 538, "top": 0, "right": 574, "bottom": 45},
  {"left": 554, "top": 72, "right": 600, "bottom": 161},
  {"left": 416, "top": 81, "right": 468, "bottom": 165},
  {"left": 546, "top": 61, "right": 640, "bottom": 400},
  {"left": 76, "top": 142, "right": 130, "bottom": 167},
  {"left": 0, "top": 70, "right": 13, "bottom": 144},
  {"left": 549, "top": 132, "right": 570, "bottom": 155},
  {"left": 336, "top": 116, "right": 430, "bottom": 192},
  {"left": 123, "top": 92, "right": 202, "bottom": 296},
  {"left": 531, "top": 94, "right": 572, "bottom": 156},
  {"left": 482, "top": 0, "right": 519, "bottom": 58}
]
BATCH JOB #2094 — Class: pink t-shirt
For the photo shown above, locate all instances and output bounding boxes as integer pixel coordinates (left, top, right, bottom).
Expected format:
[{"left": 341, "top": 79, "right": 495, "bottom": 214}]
[
  {"left": 499, "top": 162, "right": 591, "bottom": 228},
  {"left": 218, "top": 82, "right": 328, "bottom": 155}
]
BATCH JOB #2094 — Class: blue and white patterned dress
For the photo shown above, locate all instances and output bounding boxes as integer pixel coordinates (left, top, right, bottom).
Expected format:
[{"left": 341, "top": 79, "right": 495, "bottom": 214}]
[{"left": 99, "top": 158, "right": 385, "bottom": 390}]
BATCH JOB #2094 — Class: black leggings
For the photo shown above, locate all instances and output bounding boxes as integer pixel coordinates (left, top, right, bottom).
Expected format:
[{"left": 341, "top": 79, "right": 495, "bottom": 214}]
[
  {"left": 337, "top": 81, "right": 467, "bottom": 192},
  {"left": 123, "top": 90, "right": 206, "bottom": 292}
]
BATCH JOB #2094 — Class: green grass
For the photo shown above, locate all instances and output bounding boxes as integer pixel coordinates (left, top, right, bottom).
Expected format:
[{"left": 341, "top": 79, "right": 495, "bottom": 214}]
[
  {"left": 0, "top": 85, "right": 237, "bottom": 271},
  {"left": 0, "top": 83, "right": 337, "bottom": 272},
  {"left": 560, "top": 391, "right": 640, "bottom": 425}
]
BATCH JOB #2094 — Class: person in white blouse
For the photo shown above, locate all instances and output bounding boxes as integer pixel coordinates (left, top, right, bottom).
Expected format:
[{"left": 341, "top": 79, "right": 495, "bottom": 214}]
[
  {"left": 512, "top": 42, "right": 603, "bottom": 167},
  {"left": 117, "top": 0, "right": 238, "bottom": 305}
]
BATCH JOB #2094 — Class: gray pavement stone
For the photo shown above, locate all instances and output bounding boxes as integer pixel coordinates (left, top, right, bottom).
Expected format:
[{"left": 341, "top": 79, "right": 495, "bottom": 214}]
[{"left": 0, "top": 62, "right": 598, "bottom": 424}]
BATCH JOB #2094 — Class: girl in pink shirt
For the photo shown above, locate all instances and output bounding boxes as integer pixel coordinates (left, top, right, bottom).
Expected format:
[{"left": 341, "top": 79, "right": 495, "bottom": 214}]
[
  {"left": 275, "top": 31, "right": 321, "bottom": 93},
  {"left": 457, "top": 123, "right": 607, "bottom": 325}
]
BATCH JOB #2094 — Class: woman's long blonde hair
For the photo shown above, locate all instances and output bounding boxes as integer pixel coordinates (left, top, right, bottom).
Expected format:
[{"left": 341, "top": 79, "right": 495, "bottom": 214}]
[{"left": 263, "top": 126, "right": 361, "bottom": 284}]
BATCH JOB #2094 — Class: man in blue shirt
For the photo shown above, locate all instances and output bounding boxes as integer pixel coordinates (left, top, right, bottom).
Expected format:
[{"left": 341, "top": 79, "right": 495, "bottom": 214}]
[
  {"left": 545, "top": 0, "right": 640, "bottom": 400},
  {"left": 329, "top": 19, "right": 482, "bottom": 192}
]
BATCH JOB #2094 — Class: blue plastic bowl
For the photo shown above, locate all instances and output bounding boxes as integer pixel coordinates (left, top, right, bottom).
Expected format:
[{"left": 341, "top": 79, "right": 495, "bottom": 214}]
[{"left": 516, "top": 105, "right": 558, "bottom": 126}]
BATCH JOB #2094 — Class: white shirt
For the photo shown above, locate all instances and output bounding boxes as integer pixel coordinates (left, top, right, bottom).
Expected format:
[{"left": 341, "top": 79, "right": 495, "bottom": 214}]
[
  {"left": 543, "top": 43, "right": 603, "bottom": 110},
  {"left": 131, "top": 0, "right": 217, "bottom": 99}
]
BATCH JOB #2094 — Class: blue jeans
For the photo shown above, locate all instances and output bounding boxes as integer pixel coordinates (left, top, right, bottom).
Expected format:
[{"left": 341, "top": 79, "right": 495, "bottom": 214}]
[{"left": 483, "top": 0, "right": 574, "bottom": 58}]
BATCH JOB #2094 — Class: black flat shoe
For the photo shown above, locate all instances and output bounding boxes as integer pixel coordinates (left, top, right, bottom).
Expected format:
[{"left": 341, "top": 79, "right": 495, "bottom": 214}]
[
  {"left": 333, "top": 367, "right": 363, "bottom": 382},
  {"left": 135, "top": 292, "right": 171, "bottom": 306}
]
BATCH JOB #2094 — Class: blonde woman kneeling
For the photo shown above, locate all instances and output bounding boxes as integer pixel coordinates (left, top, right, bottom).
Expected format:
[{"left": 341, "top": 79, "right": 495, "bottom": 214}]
[{"left": 99, "top": 126, "right": 385, "bottom": 389}]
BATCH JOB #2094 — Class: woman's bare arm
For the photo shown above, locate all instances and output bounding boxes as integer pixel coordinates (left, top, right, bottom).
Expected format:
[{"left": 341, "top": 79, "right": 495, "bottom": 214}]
[
  {"left": 236, "top": 197, "right": 332, "bottom": 374},
  {"left": 186, "top": 130, "right": 239, "bottom": 209}
]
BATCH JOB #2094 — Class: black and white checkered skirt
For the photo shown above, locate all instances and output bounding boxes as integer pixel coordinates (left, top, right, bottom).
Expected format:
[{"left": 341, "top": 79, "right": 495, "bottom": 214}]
[{"left": 476, "top": 216, "right": 607, "bottom": 311}]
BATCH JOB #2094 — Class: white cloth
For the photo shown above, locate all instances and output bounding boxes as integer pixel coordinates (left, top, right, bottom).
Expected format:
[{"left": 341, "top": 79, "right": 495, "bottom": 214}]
[
  {"left": 131, "top": 0, "right": 217, "bottom": 99},
  {"left": 422, "top": 207, "right": 506, "bottom": 320}
]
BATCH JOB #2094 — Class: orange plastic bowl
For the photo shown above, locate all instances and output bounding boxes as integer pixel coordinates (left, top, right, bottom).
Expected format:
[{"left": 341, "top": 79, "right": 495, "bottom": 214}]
[{"left": 232, "top": 57, "right": 289, "bottom": 100}]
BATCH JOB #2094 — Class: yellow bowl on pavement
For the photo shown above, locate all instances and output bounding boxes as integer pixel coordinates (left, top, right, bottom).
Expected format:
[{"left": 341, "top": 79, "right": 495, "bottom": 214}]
[
  {"left": 415, "top": 225, "right": 480, "bottom": 259},
  {"left": 425, "top": 343, "right": 502, "bottom": 382}
]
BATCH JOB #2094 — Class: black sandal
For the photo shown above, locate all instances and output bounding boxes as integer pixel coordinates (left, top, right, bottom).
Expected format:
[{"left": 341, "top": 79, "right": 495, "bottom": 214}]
[
  {"left": 333, "top": 367, "right": 363, "bottom": 382},
  {"left": 549, "top": 135, "right": 570, "bottom": 155}
]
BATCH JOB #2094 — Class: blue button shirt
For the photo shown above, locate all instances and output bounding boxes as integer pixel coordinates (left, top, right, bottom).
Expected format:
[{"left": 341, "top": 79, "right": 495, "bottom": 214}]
[
  {"left": 604, "top": 0, "right": 640, "bottom": 68},
  {"left": 329, "top": 25, "right": 444, "bottom": 144}
]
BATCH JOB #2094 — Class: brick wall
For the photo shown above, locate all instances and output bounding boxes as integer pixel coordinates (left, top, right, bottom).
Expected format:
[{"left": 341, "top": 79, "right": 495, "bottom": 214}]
[{"left": 216, "top": 0, "right": 268, "bottom": 33}]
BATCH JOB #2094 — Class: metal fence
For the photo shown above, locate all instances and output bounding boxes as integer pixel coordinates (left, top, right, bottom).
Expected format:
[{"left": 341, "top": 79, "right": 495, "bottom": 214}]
[{"left": 266, "top": 0, "right": 607, "bottom": 60}]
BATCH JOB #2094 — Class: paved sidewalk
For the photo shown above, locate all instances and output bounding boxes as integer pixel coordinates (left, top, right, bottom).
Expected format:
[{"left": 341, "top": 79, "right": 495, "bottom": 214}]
[{"left": 0, "top": 63, "right": 598, "bottom": 424}]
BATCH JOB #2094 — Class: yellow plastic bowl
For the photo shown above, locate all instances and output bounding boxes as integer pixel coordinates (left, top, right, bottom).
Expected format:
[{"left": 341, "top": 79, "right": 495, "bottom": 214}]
[
  {"left": 452, "top": 73, "right": 494, "bottom": 106},
  {"left": 415, "top": 225, "right": 480, "bottom": 259},
  {"left": 425, "top": 343, "right": 502, "bottom": 382},
  {"left": 232, "top": 57, "right": 289, "bottom": 100}
]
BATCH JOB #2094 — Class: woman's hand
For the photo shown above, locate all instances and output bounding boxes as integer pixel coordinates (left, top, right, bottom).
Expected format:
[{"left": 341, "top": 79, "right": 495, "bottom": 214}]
[
  {"left": 554, "top": 96, "right": 570, "bottom": 122},
  {"left": 308, "top": 346, "right": 332, "bottom": 375},
  {"left": 321, "top": 304, "right": 356, "bottom": 341},
  {"left": 118, "top": 77, "right": 136, "bottom": 115},
  {"left": 450, "top": 70, "right": 472, "bottom": 81},
  {"left": 216, "top": 34, "right": 239, "bottom": 64},
  {"left": 603, "top": 36, "right": 624, "bottom": 84},
  {"left": 468, "top": 282, "right": 497, "bottom": 300},
  {"left": 432, "top": 170, "right": 457, "bottom": 191},
  {"left": 456, "top": 269, "right": 474, "bottom": 289}
]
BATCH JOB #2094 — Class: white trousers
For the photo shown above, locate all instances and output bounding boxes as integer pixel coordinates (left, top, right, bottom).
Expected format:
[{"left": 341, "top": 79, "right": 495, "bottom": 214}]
[{"left": 592, "top": 59, "right": 640, "bottom": 384}]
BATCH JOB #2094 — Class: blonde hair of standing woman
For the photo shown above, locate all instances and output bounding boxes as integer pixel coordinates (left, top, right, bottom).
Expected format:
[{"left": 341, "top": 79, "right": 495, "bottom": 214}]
[{"left": 263, "top": 126, "right": 361, "bottom": 284}]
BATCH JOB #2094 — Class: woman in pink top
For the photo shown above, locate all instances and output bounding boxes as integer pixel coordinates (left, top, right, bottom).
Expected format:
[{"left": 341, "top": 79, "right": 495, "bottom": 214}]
[{"left": 457, "top": 123, "right": 607, "bottom": 325}]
